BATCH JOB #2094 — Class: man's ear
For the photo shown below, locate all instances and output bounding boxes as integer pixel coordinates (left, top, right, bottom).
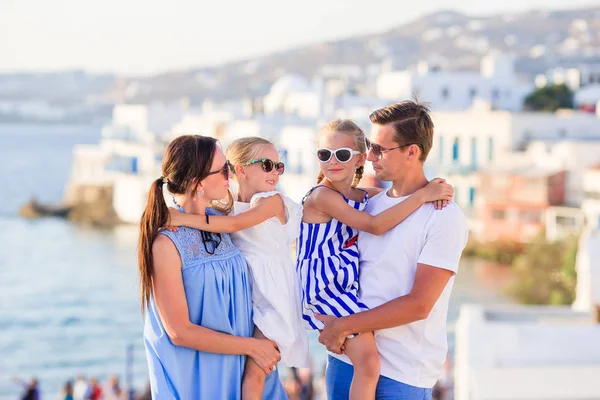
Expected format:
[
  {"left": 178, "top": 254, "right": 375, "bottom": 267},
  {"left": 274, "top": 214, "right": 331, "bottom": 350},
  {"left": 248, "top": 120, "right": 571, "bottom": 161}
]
[{"left": 408, "top": 144, "right": 419, "bottom": 159}]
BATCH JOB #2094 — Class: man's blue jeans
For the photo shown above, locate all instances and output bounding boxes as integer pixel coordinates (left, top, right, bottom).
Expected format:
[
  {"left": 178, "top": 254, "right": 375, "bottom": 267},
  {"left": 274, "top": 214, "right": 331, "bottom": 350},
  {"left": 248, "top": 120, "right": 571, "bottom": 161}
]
[{"left": 325, "top": 355, "right": 432, "bottom": 400}]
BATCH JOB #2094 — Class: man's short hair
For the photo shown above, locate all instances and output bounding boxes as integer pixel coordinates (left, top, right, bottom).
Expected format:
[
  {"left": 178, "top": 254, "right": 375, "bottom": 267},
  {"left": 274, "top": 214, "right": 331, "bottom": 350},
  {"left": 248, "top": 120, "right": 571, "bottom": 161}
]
[{"left": 369, "top": 100, "right": 434, "bottom": 162}]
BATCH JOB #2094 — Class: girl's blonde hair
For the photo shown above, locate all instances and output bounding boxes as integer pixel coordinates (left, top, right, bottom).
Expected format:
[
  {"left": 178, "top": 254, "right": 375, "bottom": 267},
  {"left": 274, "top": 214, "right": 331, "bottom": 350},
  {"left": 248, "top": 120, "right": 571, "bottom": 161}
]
[
  {"left": 226, "top": 137, "right": 275, "bottom": 174},
  {"left": 317, "top": 119, "right": 366, "bottom": 187}
]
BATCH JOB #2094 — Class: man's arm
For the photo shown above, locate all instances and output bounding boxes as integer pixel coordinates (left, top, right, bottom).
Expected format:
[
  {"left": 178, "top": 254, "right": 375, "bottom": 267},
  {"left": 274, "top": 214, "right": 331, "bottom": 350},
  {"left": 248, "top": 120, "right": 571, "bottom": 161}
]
[
  {"left": 317, "top": 203, "right": 468, "bottom": 353},
  {"left": 346, "top": 263, "right": 453, "bottom": 331},
  {"left": 317, "top": 264, "right": 454, "bottom": 352}
]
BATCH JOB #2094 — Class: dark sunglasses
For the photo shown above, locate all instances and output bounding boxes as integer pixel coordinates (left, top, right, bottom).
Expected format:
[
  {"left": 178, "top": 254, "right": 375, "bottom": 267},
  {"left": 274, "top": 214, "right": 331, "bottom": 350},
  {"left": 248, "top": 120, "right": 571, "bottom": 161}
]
[
  {"left": 316, "top": 148, "right": 361, "bottom": 163},
  {"left": 206, "top": 160, "right": 230, "bottom": 180},
  {"left": 200, "top": 230, "right": 221, "bottom": 255},
  {"left": 366, "top": 139, "right": 423, "bottom": 160},
  {"left": 242, "top": 158, "right": 285, "bottom": 175}
]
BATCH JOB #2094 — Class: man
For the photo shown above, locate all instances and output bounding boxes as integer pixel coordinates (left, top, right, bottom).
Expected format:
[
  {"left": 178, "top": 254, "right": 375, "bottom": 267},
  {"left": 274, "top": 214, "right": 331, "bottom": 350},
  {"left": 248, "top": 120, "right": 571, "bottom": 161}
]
[{"left": 316, "top": 100, "right": 468, "bottom": 399}]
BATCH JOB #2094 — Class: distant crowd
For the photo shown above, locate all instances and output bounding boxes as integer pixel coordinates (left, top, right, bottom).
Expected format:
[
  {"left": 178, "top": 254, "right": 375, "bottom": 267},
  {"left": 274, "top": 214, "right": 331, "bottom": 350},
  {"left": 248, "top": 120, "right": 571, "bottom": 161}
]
[{"left": 13, "top": 374, "right": 149, "bottom": 400}]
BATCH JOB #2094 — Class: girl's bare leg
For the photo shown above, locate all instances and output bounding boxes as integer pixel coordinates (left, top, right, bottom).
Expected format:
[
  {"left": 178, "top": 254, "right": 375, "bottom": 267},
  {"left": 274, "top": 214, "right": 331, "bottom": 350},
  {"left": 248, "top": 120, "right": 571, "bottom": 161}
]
[
  {"left": 343, "top": 332, "right": 380, "bottom": 400},
  {"left": 241, "top": 328, "right": 269, "bottom": 400}
]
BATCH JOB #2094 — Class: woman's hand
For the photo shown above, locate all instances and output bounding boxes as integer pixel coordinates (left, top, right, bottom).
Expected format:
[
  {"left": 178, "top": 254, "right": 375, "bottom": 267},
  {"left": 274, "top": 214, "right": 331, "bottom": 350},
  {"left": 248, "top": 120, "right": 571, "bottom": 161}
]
[
  {"left": 248, "top": 338, "right": 281, "bottom": 375},
  {"left": 418, "top": 178, "right": 454, "bottom": 210}
]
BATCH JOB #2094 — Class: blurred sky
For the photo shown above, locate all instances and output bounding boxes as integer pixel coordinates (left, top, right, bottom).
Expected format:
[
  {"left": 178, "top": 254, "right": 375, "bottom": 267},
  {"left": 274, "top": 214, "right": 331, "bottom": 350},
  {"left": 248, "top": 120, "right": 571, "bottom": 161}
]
[{"left": 0, "top": 0, "right": 595, "bottom": 75}]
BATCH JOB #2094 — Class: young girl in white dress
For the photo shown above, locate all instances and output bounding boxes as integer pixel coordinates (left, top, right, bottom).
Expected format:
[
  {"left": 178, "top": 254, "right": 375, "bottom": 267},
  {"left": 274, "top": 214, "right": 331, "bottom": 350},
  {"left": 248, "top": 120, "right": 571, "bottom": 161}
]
[{"left": 167, "top": 137, "right": 309, "bottom": 400}]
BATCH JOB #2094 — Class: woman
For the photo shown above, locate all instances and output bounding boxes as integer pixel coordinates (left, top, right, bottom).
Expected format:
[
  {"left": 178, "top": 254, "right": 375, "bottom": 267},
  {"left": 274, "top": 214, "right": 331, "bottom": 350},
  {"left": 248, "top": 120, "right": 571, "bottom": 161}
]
[
  {"left": 139, "top": 135, "right": 287, "bottom": 399},
  {"left": 58, "top": 381, "right": 74, "bottom": 400}
]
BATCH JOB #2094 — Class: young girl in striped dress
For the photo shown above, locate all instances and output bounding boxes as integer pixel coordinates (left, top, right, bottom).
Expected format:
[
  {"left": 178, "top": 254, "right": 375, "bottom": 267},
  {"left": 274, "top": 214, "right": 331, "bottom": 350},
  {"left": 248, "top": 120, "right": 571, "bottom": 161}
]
[
  {"left": 297, "top": 120, "right": 453, "bottom": 400},
  {"left": 167, "top": 137, "right": 307, "bottom": 400}
]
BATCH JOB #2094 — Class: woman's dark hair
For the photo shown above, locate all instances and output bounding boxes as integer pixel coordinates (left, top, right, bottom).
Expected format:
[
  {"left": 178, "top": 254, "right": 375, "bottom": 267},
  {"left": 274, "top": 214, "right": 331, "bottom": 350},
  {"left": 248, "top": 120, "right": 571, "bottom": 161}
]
[{"left": 138, "top": 134, "right": 230, "bottom": 313}]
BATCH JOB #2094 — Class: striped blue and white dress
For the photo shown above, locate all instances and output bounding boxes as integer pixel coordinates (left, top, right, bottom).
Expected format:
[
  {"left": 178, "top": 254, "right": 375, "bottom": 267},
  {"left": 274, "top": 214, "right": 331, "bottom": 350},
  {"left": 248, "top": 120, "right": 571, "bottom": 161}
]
[{"left": 296, "top": 185, "right": 369, "bottom": 330}]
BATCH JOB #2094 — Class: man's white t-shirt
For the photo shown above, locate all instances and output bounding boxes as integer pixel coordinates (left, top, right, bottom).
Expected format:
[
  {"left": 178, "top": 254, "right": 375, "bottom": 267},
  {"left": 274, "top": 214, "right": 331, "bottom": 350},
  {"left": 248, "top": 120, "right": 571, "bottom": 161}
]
[{"left": 331, "top": 190, "right": 468, "bottom": 388}]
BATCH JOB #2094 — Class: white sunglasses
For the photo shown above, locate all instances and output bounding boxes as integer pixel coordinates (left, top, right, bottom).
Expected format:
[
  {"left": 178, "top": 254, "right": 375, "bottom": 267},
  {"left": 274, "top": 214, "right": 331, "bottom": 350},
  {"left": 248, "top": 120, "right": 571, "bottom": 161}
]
[{"left": 316, "top": 148, "right": 362, "bottom": 163}]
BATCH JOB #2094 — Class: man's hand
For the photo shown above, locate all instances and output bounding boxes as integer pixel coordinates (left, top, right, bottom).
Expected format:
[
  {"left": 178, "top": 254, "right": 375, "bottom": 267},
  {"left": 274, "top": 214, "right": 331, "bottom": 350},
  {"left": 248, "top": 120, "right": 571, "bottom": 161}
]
[{"left": 315, "top": 314, "right": 346, "bottom": 354}]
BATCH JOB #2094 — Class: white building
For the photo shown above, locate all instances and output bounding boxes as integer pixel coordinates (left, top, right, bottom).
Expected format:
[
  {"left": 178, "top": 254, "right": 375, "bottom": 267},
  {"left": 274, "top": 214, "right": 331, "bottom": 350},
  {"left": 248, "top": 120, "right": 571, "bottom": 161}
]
[
  {"left": 376, "top": 53, "right": 532, "bottom": 111},
  {"left": 574, "top": 84, "right": 600, "bottom": 111},
  {"left": 263, "top": 74, "right": 325, "bottom": 118},
  {"left": 263, "top": 74, "right": 386, "bottom": 122},
  {"left": 428, "top": 109, "right": 600, "bottom": 212},
  {"left": 69, "top": 104, "right": 185, "bottom": 223},
  {"left": 277, "top": 123, "right": 321, "bottom": 202},
  {"left": 536, "top": 63, "right": 600, "bottom": 90}
]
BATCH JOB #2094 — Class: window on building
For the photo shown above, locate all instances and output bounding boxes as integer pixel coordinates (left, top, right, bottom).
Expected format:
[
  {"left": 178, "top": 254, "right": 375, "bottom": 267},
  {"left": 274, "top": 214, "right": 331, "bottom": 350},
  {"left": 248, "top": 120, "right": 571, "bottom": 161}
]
[
  {"left": 297, "top": 150, "right": 303, "bottom": 174},
  {"left": 452, "top": 138, "right": 460, "bottom": 162},
  {"left": 469, "top": 187, "right": 476, "bottom": 206},
  {"left": 520, "top": 210, "right": 541, "bottom": 223},
  {"left": 471, "top": 137, "right": 477, "bottom": 168},
  {"left": 556, "top": 215, "right": 577, "bottom": 227},
  {"left": 469, "top": 87, "right": 477, "bottom": 98},
  {"left": 280, "top": 148, "right": 289, "bottom": 167},
  {"left": 558, "top": 128, "right": 567, "bottom": 138},
  {"left": 584, "top": 191, "right": 600, "bottom": 200},
  {"left": 491, "top": 209, "right": 506, "bottom": 220},
  {"left": 442, "top": 87, "right": 450, "bottom": 100}
]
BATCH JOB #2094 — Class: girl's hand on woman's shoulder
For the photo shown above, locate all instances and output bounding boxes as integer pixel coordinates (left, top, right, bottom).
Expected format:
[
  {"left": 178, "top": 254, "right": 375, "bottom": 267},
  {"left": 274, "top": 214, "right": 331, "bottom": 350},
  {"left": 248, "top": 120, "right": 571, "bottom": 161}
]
[
  {"left": 159, "top": 208, "right": 185, "bottom": 232},
  {"left": 168, "top": 207, "right": 187, "bottom": 226}
]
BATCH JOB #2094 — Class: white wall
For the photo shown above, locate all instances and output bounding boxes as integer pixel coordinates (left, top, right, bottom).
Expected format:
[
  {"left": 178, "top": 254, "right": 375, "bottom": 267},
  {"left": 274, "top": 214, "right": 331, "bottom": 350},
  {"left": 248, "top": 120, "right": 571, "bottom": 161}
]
[
  {"left": 428, "top": 110, "right": 513, "bottom": 171},
  {"left": 574, "top": 230, "right": 600, "bottom": 311},
  {"left": 455, "top": 305, "right": 600, "bottom": 400},
  {"left": 510, "top": 111, "right": 600, "bottom": 149},
  {"left": 113, "top": 174, "right": 155, "bottom": 224},
  {"left": 278, "top": 125, "right": 319, "bottom": 202},
  {"left": 582, "top": 169, "right": 600, "bottom": 230},
  {"left": 284, "top": 92, "right": 322, "bottom": 118},
  {"left": 113, "top": 104, "right": 149, "bottom": 134},
  {"left": 526, "top": 141, "right": 600, "bottom": 206},
  {"left": 375, "top": 58, "right": 532, "bottom": 111},
  {"left": 70, "top": 145, "right": 113, "bottom": 185}
]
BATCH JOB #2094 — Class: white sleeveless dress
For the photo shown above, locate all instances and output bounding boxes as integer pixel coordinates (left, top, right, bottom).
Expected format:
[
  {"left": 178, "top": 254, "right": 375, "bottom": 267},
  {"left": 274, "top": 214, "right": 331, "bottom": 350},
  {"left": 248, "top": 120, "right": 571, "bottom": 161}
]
[{"left": 231, "top": 191, "right": 310, "bottom": 368}]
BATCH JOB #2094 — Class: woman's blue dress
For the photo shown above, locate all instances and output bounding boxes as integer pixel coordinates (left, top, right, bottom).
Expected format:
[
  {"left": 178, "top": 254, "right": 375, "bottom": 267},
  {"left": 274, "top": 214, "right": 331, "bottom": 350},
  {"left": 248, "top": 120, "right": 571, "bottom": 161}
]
[{"left": 143, "top": 208, "right": 287, "bottom": 399}]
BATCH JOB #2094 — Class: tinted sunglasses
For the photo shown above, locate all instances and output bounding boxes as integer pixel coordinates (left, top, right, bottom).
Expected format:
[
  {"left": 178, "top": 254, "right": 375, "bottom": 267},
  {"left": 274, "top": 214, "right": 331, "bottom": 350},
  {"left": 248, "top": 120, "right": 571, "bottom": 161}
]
[
  {"left": 206, "top": 160, "right": 230, "bottom": 180},
  {"left": 316, "top": 148, "right": 361, "bottom": 163},
  {"left": 201, "top": 230, "right": 221, "bottom": 255},
  {"left": 366, "top": 139, "right": 423, "bottom": 160},
  {"left": 242, "top": 158, "right": 285, "bottom": 175}
]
